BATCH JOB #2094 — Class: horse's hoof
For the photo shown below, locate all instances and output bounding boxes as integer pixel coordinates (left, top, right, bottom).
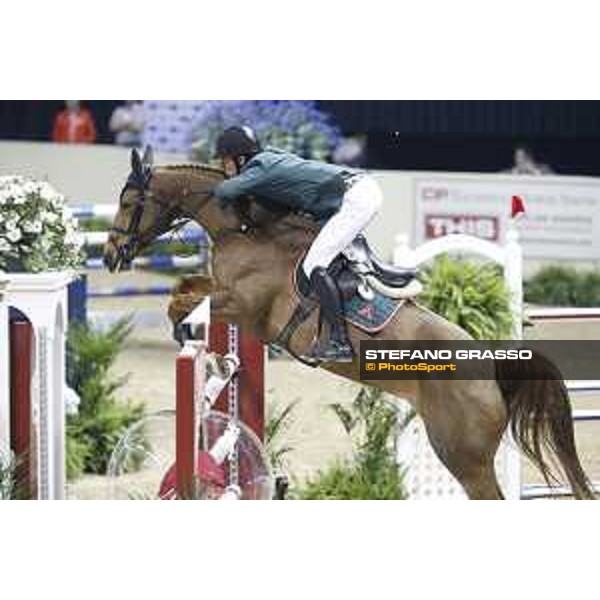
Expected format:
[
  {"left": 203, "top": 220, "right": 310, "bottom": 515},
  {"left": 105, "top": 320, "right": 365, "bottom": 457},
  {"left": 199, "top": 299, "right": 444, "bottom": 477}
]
[{"left": 172, "top": 322, "right": 187, "bottom": 347}]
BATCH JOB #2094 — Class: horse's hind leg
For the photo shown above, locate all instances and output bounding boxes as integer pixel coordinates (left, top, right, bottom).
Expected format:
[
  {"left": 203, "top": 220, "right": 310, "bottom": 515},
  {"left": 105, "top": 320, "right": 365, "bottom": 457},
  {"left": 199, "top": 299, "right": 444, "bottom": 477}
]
[
  {"left": 458, "top": 465, "right": 505, "bottom": 499},
  {"left": 418, "top": 380, "right": 507, "bottom": 500},
  {"left": 424, "top": 422, "right": 504, "bottom": 499}
]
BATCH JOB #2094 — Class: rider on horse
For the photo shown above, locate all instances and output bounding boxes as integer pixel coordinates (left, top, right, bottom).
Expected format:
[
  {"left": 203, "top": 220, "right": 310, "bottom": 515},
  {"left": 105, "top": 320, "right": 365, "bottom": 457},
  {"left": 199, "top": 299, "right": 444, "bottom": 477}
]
[{"left": 213, "top": 125, "right": 383, "bottom": 363}]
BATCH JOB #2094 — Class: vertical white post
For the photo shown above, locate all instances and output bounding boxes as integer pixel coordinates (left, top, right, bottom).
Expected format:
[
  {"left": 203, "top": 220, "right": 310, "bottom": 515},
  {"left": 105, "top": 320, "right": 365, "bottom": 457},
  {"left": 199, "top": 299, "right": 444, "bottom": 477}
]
[
  {"left": 51, "top": 319, "right": 67, "bottom": 500},
  {"left": 6, "top": 271, "right": 73, "bottom": 499},
  {"left": 501, "top": 226, "right": 523, "bottom": 498},
  {"left": 505, "top": 228, "right": 523, "bottom": 340},
  {"left": 0, "top": 273, "right": 10, "bottom": 453}
]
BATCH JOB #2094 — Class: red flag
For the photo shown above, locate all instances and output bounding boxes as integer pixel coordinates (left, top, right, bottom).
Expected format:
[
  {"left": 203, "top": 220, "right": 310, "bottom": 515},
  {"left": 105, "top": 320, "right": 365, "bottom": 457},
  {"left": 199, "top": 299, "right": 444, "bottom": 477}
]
[{"left": 511, "top": 195, "right": 526, "bottom": 220}]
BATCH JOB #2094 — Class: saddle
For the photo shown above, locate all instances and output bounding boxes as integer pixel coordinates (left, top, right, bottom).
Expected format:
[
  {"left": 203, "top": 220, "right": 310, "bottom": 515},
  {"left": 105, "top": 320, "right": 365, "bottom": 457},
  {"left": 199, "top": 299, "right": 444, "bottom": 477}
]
[
  {"left": 297, "top": 234, "right": 421, "bottom": 302},
  {"left": 273, "top": 235, "right": 422, "bottom": 363}
]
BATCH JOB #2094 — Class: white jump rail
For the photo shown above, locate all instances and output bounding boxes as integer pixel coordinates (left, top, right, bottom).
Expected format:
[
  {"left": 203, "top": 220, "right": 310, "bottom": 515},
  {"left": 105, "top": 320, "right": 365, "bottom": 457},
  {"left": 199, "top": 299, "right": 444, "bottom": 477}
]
[
  {"left": 79, "top": 228, "right": 207, "bottom": 247},
  {"left": 70, "top": 204, "right": 118, "bottom": 219},
  {"left": 521, "top": 480, "right": 600, "bottom": 499},
  {"left": 566, "top": 381, "right": 600, "bottom": 395},
  {"left": 528, "top": 307, "right": 600, "bottom": 321}
]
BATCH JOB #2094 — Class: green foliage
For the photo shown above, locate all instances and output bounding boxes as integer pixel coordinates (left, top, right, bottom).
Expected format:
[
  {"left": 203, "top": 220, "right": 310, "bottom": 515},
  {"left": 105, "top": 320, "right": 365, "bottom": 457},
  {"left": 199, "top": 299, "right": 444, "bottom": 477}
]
[
  {"left": 524, "top": 265, "right": 600, "bottom": 307},
  {"left": 66, "top": 318, "right": 145, "bottom": 479},
  {"left": 79, "top": 217, "right": 110, "bottom": 233},
  {"left": 419, "top": 255, "right": 514, "bottom": 340},
  {"left": 265, "top": 400, "right": 297, "bottom": 473},
  {"left": 295, "top": 387, "right": 406, "bottom": 500},
  {"left": 0, "top": 451, "right": 32, "bottom": 500},
  {"left": 0, "top": 451, "right": 15, "bottom": 500}
]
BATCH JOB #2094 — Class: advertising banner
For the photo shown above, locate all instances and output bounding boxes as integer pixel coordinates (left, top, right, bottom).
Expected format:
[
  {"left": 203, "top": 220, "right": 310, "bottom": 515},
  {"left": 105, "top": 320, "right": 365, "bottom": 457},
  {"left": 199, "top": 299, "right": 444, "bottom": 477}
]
[{"left": 414, "top": 175, "right": 600, "bottom": 260}]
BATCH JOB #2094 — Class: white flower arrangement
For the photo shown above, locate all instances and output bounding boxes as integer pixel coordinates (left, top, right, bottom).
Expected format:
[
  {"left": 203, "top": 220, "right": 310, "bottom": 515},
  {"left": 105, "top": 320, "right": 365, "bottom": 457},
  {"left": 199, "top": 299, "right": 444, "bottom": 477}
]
[{"left": 0, "top": 175, "right": 83, "bottom": 272}]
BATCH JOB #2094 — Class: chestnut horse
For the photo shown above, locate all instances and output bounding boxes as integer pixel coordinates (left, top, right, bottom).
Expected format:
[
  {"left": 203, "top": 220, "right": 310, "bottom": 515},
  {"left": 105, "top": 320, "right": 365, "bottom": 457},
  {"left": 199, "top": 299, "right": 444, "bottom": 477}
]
[{"left": 103, "top": 149, "right": 594, "bottom": 499}]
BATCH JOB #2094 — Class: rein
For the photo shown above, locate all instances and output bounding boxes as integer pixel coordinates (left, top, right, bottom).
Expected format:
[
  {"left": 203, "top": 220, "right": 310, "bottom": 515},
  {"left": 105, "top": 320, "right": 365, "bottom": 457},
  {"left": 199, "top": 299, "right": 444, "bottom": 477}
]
[
  {"left": 111, "top": 164, "right": 302, "bottom": 269},
  {"left": 110, "top": 169, "right": 216, "bottom": 266}
]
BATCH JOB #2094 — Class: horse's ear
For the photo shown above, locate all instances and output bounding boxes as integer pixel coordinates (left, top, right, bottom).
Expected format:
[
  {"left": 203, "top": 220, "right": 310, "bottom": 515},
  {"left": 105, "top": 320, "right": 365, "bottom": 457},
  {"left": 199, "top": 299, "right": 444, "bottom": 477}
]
[
  {"left": 131, "top": 148, "right": 143, "bottom": 175},
  {"left": 142, "top": 145, "right": 154, "bottom": 167}
]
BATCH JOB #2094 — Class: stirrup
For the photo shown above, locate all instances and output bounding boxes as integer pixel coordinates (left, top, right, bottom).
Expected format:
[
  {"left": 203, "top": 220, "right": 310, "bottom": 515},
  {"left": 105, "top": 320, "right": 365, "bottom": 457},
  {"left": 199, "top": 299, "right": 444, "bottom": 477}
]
[{"left": 306, "top": 338, "right": 354, "bottom": 363}]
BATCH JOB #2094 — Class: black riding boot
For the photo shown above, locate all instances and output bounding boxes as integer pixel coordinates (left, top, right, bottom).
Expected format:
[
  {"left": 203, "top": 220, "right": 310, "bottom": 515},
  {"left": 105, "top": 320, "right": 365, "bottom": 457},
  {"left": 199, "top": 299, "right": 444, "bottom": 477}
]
[{"left": 306, "top": 267, "right": 354, "bottom": 363}]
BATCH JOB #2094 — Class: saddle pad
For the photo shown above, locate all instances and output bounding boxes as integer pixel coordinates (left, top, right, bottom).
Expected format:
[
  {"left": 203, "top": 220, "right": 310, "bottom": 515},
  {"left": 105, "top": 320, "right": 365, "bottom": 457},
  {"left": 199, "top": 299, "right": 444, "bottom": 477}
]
[
  {"left": 293, "top": 256, "right": 404, "bottom": 334},
  {"left": 343, "top": 289, "right": 404, "bottom": 333}
]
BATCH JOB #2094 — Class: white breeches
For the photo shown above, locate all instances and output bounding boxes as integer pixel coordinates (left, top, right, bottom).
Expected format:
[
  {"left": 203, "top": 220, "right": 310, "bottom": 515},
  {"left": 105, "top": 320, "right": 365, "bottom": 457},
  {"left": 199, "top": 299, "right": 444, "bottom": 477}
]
[{"left": 302, "top": 174, "right": 383, "bottom": 278}]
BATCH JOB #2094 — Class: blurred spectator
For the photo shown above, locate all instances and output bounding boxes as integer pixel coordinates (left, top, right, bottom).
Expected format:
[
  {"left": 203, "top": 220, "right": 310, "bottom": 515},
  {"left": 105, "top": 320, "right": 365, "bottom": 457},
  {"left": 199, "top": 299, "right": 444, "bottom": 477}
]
[
  {"left": 332, "top": 134, "right": 367, "bottom": 167},
  {"left": 507, "top": 145, "right": 553, "bottom": 175},
  {"left": 109, "top": 100, "right": 145, "bottom": 147},
  {"left": 52, "top": 101, "right": 96, "bottom": 144}
]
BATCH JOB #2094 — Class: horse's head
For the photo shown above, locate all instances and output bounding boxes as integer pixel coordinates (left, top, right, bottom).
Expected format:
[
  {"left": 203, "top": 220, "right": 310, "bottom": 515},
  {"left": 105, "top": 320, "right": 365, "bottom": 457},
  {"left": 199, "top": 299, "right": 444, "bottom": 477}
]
[
  {"left": 104, "top": 148, "right": 259, "bottom": 273},
  {"left": 104, "top": 146, "right": 177, "bottom": 272}
]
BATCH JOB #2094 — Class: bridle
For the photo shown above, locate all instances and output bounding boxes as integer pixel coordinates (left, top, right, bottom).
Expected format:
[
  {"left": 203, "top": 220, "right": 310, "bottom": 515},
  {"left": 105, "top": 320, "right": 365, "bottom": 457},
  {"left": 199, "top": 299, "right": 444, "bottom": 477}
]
[
  {"left": 109, "top": 166, "right": 193, "bottom": 269},
  {"left": 109, "top": 163, "right": 268, "bottom": 269}
]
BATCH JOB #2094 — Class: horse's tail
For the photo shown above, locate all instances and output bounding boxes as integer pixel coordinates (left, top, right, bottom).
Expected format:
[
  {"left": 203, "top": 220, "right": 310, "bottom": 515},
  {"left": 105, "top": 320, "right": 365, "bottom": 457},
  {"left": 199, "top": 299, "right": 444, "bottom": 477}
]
[{"left": 496, "top": 351, "right": 595, "bottom": 499}]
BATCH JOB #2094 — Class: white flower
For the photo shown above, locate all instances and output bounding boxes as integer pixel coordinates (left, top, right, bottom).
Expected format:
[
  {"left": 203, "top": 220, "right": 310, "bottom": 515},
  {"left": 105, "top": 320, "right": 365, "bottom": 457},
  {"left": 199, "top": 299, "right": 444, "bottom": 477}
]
[
  {"left": 6, "top": 229, "right": 21, "bottom": 243},
  {"left": 0, "top": 175, "right": 82, "bottom": 272},
  {"left": 23, "top": 221, "right": 43, "bottom": 234},
  {"left": 41, "top": 210, "right": 58, "bottom": 224},
  {"left": 64, "top": 228, "right": 82, "bottom": 248},
  {"left": 65, "top": 387, "right": 81, "bottom": 416},
  {"left": 23, "top": 181, "right": 38, "bottom": 195}
]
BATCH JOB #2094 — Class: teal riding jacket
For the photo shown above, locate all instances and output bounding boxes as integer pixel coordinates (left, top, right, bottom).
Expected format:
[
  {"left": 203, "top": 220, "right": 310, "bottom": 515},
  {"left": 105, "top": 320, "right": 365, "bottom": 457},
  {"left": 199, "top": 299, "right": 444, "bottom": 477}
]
[{"left": 214, "top": 146, "right": 360, "bottom": 220}]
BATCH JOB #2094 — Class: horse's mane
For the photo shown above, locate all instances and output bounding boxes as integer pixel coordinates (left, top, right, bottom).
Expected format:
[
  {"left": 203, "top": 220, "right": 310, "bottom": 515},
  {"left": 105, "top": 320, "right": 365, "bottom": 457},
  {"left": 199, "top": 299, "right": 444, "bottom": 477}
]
[
  {"left": 160, "top": 162, "right": 317, "bottom": 247},
  {"left": 160, "top": 163, "right": 225, "bottom": 178}
]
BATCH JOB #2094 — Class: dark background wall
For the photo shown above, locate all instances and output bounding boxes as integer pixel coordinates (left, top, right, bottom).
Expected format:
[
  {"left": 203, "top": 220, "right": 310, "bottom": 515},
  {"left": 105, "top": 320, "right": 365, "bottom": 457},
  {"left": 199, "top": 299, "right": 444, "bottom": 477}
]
[
  {"left": 318, "top": 101, "right": 600, "bottom": 175},
  {"left": 2, "top": 100, "right": 600, "bottom": 174},
  {"left": 0, "top": 101, "right": 119, "bottom": 143}
]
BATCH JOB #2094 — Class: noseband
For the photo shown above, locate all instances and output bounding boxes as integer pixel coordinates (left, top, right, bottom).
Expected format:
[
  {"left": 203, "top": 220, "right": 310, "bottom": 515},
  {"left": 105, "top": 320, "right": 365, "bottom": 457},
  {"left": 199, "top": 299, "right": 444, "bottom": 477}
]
[{"left": 109, "top": 167, "right": 156, "bottom": 267}]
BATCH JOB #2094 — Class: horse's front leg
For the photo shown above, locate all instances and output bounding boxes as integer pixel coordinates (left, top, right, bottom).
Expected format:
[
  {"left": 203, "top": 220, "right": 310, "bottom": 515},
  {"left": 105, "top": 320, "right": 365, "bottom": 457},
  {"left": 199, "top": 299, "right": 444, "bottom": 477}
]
[
  {"left": 170, "top": 274, "right": 214, "bottom": 298},
  {"left": 168, "top": 282, "right": 240, "bottom": 326},
  {"left": 168, "top": 274, "right": 212, "bottom": 325}
]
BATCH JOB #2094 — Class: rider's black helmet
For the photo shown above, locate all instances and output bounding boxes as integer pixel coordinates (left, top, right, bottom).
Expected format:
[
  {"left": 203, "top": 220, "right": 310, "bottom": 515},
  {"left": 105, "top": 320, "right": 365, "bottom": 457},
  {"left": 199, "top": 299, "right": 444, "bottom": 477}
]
[{"left": 215, "top": 126, "right": 261, "bottom": 161}]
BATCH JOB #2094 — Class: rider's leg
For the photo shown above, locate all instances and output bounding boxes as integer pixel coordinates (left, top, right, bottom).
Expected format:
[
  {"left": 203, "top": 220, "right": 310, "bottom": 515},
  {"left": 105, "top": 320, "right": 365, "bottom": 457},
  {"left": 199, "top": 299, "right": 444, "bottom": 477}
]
[
  {"left": 307, "top": 266, "right": 353, "bottom": 361},
  {"left": 302, "top": 175, "right": 383, "bottom": 278},
  {"left": 303, "top": 175, "right": 383, "bottom": 361}
]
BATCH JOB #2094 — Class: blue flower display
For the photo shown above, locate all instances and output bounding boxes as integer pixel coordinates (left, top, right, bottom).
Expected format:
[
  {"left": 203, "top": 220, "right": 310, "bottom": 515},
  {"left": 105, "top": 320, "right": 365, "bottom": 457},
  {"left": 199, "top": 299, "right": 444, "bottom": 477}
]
[{"left": 189, "top": 101, "right": 341, "bottom": 163}]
